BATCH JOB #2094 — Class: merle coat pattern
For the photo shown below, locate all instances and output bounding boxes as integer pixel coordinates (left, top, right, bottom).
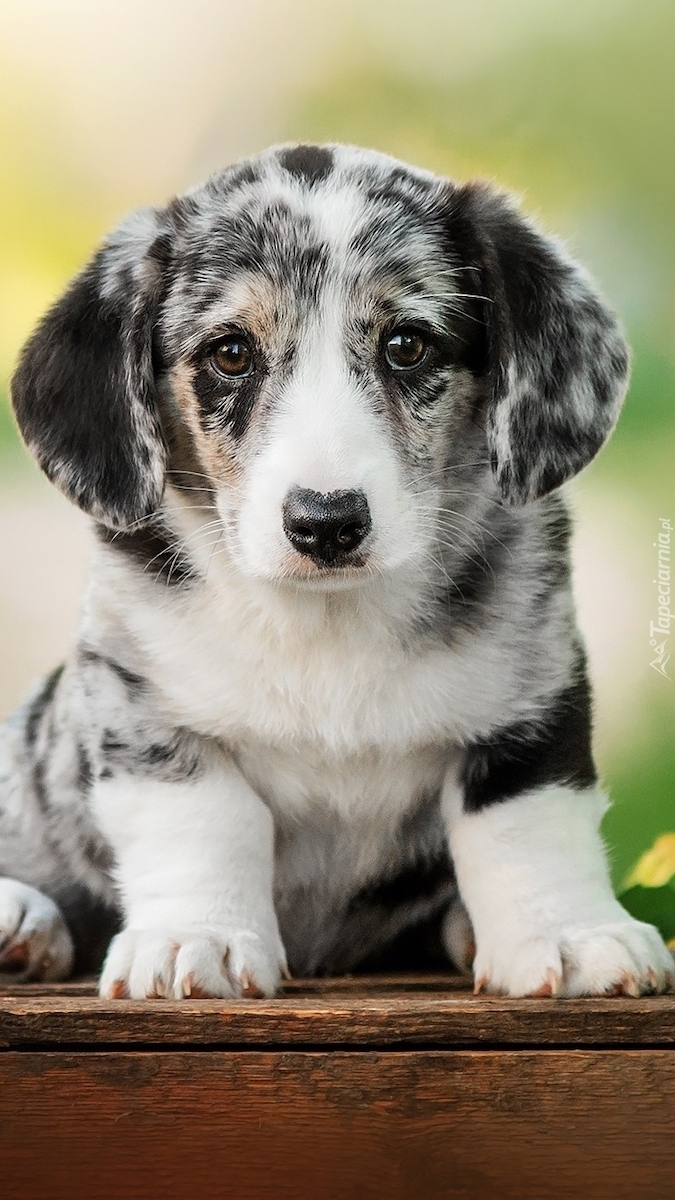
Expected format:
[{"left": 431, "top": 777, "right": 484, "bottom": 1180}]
[{"left": 1, "top": 143, "right": 672, "bottom": 999}]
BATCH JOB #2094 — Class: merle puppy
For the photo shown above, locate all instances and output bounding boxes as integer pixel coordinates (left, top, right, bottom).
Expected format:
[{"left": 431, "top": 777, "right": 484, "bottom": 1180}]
[{"left": 2, "top": 143, "right": 672, "bottom": 999}]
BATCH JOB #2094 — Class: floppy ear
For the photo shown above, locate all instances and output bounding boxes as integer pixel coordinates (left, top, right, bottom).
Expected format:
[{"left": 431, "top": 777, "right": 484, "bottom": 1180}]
[
  {"left": 11, "top": 208, "right": 170, "bottom": 529},
  {"left": 454, "top": 184, "right": 630, "bottom": 505}
]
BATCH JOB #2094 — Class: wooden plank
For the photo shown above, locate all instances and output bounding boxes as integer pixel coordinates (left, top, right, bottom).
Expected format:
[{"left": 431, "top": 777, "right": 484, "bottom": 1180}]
[
  {"left": 0, "top": 971, "right": 466, "bottom": 998},
  {"left": 1, "top": 1049, "right": 674, "bottom": 1200},
  {"left": 1, "top": 975, "right": 675, "bottom": 1047}
]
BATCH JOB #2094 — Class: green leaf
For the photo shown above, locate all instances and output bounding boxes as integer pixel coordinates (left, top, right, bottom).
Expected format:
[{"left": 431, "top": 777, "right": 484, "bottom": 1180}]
[{"left": 624, "top": 833, "right": 675, "bottom": 890}]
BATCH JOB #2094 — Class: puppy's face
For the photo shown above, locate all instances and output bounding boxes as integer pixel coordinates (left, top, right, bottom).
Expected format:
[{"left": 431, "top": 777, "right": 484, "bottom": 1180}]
[
  {"left": 158, "top": 146, "right": 487, "bottom": 586},
  {"left": 12, "top": 143, "right": 630, "bottom": 593}
]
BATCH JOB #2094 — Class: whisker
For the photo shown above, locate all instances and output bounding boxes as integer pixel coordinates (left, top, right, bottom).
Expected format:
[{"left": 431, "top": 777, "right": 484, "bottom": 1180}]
[
  {"left": 167, "top": 530, "right": 225, "bottom": 586},
  {"left": 203, "top": 528, "right": 225, "bottom": 585},
  {"left": 140, "top": 519, "right": 225, "bottom": 581},
  {"left": 414, "top": 548, "right": 467, "bottom": 601},
  {"left": 166, "top": 484, "right": 218, "bottom": 496},
  {"left": 413, "top": 502, "right": 509, "bottom": 550},
  {"left": 166, "top": 469, "right": 215, "bottom": 482},
  {"left": 435, "top": 459, "right": 494, "bottom": 472},
  {"left": 437, "top": 509, "right": 513, "bottom": 557},
  {"left": 107, "top": 499, "right": 219, "bottom": 539}
]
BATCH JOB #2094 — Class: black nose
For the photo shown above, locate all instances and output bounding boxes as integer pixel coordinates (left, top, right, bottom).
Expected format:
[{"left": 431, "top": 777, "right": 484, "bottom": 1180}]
[{"left": 282, "top": 488, "right": 372, "bottom": 563}]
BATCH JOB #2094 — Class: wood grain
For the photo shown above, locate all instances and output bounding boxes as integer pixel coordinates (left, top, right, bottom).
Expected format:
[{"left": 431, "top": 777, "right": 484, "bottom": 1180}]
[
  {"left": 2, "top": 1049, "right": 674, "bottom": 1200},
  {"left": 1, "top": 977, "right": 674, "bottom": 1199},
  {"left": 1, "top": 974, "right": 675, "bottom": 1047}
]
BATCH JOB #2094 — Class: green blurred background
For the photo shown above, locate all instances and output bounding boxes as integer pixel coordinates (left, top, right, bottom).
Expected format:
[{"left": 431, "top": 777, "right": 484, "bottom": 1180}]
[{"left": 0, "top": 0, "right": 672, "bottom": 886}]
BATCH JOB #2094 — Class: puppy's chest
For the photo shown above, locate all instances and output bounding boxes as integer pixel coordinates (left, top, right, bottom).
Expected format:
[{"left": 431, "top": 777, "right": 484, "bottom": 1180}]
[
  {"left": 237, "top": 737, "right": 452, "bottom": 832},
  {"left": 139, "top": 587, "right": 473, "bottom": 752}
]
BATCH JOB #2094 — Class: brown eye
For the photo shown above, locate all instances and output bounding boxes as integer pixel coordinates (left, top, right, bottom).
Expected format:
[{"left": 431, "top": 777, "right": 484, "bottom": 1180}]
[
  {"left": 211, "top": 334, "right": 253, "bottom": 378},
  {"left": 384, "top": 328, "right": 428, "bottom": 370}
]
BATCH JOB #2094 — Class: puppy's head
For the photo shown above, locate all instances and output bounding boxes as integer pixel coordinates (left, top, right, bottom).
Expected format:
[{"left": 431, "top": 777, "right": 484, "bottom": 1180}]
[{"left": 12, "top": 144, "right": 629, "bottom": 588}]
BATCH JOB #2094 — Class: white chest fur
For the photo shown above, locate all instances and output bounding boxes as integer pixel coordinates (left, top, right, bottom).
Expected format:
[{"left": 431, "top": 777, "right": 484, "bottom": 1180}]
[{"left": 85, "top": 552, "right": 569, "bottom": 826}]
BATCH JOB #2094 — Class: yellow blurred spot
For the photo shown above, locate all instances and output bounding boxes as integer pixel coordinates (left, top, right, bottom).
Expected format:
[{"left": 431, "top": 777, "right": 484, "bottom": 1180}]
[{"left": 625, "top": 834, "right": 675, "bottom": 889}]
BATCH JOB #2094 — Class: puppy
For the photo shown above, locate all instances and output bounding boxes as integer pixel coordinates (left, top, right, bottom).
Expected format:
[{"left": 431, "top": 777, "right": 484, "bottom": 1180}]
[{"left": 1, "top": 143, "right": 672, "bottom": 999}]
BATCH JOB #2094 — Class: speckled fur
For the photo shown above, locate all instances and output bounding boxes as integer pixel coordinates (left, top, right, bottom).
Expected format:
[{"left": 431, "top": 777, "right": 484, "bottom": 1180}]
[{"left": 3, "top": 144, "right": 672, "bottom": 998}]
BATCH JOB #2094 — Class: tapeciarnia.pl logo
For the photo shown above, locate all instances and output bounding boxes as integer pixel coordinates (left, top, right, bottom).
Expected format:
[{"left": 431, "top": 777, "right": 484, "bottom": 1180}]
[{"left": 650, "top": 517, "right": 672, "bottom": 680}]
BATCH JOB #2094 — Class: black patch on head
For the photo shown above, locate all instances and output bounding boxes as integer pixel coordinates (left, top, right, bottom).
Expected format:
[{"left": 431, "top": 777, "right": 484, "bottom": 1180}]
[
  {"left": 96, "top": 521, "right": 197, "bottom": 587},
  {"left": 278, "top": 144, "right": 334, "bottom": 186},
  {"left": 462, "top": 658, "right": 597, "bottom": 813}
]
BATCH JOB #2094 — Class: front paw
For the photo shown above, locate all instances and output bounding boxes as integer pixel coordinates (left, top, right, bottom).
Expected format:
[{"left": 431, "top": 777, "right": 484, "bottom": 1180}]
[
  {"left": 99, "top": 925, "right": 287, "bottom": 1000},
  {"left": 0, "top": 878, "right": 74, "bottom": 982},
  {"left": 474, "top": 918, "right": 675, "bottom": 998}
]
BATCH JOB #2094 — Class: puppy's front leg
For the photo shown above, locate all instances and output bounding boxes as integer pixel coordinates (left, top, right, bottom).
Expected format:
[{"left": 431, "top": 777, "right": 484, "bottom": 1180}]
[
  {"left": 442, "top": 774, "right": 675, "bottom": 998},
  {"left": 92, "top": 754, "right": 285, "bottom": 1000}
]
